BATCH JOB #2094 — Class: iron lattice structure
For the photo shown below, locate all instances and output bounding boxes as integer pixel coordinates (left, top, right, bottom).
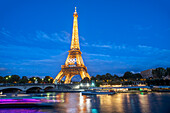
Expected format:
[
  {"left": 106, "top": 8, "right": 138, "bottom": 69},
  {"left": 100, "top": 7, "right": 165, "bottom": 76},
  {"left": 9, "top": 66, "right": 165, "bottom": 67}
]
[{"left": 53, "top": 7, "right": 90, "bottom": 84}]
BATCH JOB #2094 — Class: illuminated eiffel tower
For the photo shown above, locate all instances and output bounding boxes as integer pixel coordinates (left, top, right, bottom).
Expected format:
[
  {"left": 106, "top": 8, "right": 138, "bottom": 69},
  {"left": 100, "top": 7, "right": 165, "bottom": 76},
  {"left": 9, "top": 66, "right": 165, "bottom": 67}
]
[{"left": 53, "top": 7, "right": 90, "bottom": 84}]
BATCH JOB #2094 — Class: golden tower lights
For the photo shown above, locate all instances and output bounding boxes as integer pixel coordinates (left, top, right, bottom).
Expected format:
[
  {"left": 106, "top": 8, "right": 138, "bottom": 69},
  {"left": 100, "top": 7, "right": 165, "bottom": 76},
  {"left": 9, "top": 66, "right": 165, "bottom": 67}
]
[{"left": 53, "top": 7, "right": 90, "bottom": 84}]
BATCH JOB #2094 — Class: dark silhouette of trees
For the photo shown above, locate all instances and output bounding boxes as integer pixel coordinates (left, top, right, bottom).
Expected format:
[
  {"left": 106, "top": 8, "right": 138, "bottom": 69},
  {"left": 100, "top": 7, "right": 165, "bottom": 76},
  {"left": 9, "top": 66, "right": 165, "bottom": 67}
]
[
  {"left": 10, "top": 75, "right": 20, "bottom": 83},
  {"left": 19, "top": 76, "right": 28, "bottom": 83},
  {"left": 81, "top": 77, "right": 90, "bottom": 83},
  {"left": 152, "top": 67, "right": 167, "bottom": 78},
  {"left": 44, "top": 76, "right": 53, "bottom": 83},
  {"left": 29, "top": 77, "right": 36, "bottom": 83},
  {"left": 123, "top": 72, "right": 133, "bottom": 79},
  {"left": 96, "top": 75, "right": 101, "bottom": 80},
  {"left": 166, "top": 67, "right": 170, "bottom": 76},
  {"left": 36, "top": 77, "right": 42, "bottom": 83},
  {"left": 0, "top": 76, "right": 4, "bottom": 83},
  {"left": 123, "top": 72, "right": 142, "bottom": 80},
  {"left": 133, "top": 73, "right": 142, "bottom": 79}
]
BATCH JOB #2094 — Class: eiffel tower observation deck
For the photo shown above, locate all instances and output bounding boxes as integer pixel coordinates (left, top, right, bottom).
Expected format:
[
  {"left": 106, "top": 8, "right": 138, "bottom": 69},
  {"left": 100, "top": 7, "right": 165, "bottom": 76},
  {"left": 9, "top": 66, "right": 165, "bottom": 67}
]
[{"left": 53, "top": 7, "right": 90, "bottom": 84}]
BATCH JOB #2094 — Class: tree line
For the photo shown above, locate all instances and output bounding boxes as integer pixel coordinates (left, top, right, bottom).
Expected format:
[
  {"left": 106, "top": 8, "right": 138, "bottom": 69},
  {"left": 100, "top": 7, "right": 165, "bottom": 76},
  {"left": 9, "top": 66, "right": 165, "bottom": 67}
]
[
  {"left": 1, "top": 67, "right": 169, "bottom": 85},
  {"left": 0, "top": 75, "right": 54, "bottom": 84},
  {"left": 152, "top": 67, "right": 170, "bottom": 78},
  {"left": 81, "top": 67, "right": 170, "bottom": 86}
]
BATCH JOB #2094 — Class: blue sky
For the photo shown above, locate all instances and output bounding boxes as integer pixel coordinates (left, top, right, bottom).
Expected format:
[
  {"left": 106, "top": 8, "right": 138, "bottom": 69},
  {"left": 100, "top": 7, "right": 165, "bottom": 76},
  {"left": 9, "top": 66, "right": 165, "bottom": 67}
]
[{"left": 0, "top": 0, "right": 170, "bottom": 80}]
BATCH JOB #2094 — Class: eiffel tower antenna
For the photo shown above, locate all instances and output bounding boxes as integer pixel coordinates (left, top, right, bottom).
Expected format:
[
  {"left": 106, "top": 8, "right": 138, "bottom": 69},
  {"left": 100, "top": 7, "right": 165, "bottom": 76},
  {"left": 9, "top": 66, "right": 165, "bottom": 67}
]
[
  {"left": 75, "top": 7, "right": 76, "bottom": 12},
  {"left": 53, "top": 7, "right": 90, "bottom": 84}
]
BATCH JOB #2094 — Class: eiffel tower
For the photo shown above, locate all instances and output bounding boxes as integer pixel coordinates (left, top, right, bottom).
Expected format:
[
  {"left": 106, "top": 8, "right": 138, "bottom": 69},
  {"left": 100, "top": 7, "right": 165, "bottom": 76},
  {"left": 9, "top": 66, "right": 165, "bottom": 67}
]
[{"left": 53, "top": 7, "right": 90, "bottom": 84}]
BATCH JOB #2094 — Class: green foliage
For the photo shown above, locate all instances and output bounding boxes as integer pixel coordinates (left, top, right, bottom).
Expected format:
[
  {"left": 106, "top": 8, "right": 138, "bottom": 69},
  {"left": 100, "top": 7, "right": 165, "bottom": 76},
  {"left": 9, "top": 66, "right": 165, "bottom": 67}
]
[
  {"left": 81, "top": 77, "right": 90, "bottom": 83},
  {"left": 123, "top": 72, "right": 133, "bottom": 79},
  {"left": 19, "top": 76, "right": 28, "bottom": 83},
  {"left": 29, "top": 77, "right": 38, "bottom": 83},
  {"left": 166, "top": 67, "right": 170, "bottom": 75},
  {"left": 146, "top": 79, "right": 170, "bottom": 86},
  {"left": 91, "top": 76, "right": 96, "bottom": 80},
  {"left": 123, "top": 72, "right": 142, "bottom": 80},
  {"left": 133, "top": 73, "right": 142, "bottom": 79},
  {"left": 96, "top": 75, "right": 101, "bottom": 80},
  {"left": 10, "top": 75, "right": 20, "bottom": 83},
  {"left": 36, "top": 77, "right": 42, "bottom": 83},
  {"left": 113, "top": 74, "right": 119, "bottom": 79},
  {"left": 0, "top": 76, "right": 4, "bottom": 83},
  {"left": 152, "top": 67, "right": 167, "bottom": 78},
  {"left": 4, "top": 75, "right": 11, "bottom": 83},
  {"left": 44, "top": 76, "right": 53, "bottom": 83}
]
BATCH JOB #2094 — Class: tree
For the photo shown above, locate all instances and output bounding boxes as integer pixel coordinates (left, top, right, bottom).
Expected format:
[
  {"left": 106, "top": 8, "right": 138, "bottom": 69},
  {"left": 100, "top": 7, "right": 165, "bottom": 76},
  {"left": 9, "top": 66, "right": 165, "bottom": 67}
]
[
  {"left": 44, "top": 76, "right": 53, "bottom": 83},
  {"left": 29, "top": 77, "right": 36, "bottom": 83},
  {"left": 10, "top": 75, "right": 20, "bottom": 83},
  {"left": 19, "top": 76, "right": 28, "bottom": 83},
  {"left": 105, "top": 73, "right": 112, "bottom": 80},
  {"left": 152, "top": 67, "right": 167, "bottom": 78},
  {"left": 0, "top": 76, "right": 4, "bottom": 83},
  {"left": 166, "top": 67, "right": 170, "bottom": 76},
  {"left": 113, "top": 74, "right": 119, "bottom": 79},
  {"left": 81, "top": 77, "right": 90, "bottom": 83},
  {"left": 4, "top": 75, "right": 10, "bottom": 83},
  {"left": 101, "top": 75, "right": 106, "bottom": 81},
  {"left": 133, "top": 73, "right": 142, "bottom": 80},
  {"left": 123, "top": 72, "right": 133, "bottom": 79},
  {"left": 36, "top": 77, "right": 42, "bottom": 83},
  {"left": 96, "top": 75, "right": 101, "bottom": 80},
  {"left": 91, "top": 76, "right": 96, "bottom": 81}
]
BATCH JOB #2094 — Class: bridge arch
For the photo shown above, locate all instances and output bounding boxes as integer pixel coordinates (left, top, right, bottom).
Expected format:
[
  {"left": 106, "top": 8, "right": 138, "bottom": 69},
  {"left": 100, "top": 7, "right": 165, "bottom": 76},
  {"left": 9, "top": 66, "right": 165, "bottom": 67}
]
[
  {"left": 1, "top": 88, "right": 22, "bottom": 93},
  {"left": 26, "top": 86, "right": 42, "bottom": 93},
  {"left": 44, "top": 86, "right": 54, "bottom": 91}
]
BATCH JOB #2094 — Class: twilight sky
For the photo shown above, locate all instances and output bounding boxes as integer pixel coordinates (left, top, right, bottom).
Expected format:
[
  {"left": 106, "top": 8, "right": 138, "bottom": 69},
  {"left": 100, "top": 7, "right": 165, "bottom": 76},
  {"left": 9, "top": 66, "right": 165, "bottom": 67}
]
[{"left": 0, "top": 0, "right": 170, "bottom": 80}]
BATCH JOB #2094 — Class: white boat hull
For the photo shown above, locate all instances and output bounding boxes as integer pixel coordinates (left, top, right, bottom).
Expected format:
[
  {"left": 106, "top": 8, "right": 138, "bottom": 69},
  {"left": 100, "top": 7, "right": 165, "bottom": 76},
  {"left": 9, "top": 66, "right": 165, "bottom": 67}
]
[{"left": 81, "top": 91, "right": 115, "bottom": 95}]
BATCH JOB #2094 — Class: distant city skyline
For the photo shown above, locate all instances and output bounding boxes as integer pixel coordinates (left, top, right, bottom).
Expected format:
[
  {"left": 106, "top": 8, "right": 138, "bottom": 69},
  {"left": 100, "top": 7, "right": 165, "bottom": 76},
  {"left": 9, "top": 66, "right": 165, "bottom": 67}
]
[{"left": 0, "top": 0, "right": 170, "bottom": 80}]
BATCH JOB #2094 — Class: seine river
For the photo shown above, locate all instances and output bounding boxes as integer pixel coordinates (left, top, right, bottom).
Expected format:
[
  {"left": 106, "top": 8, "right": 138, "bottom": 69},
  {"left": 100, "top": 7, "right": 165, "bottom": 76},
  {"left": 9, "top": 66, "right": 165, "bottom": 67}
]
[{"left": 0, "top": 92, "right": 169, "bottom": 113}]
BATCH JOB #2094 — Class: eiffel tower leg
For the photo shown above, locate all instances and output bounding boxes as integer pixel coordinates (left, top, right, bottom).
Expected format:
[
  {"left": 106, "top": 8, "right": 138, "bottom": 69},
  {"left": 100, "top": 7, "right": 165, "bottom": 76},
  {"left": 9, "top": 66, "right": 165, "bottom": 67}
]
[
  {"left": 80, "top": 70, "right": 91, "bottom": 80},
  {"left": 85, "top": 72, "right": 91, "bottom": 79},
  {"left": 64, "top": 74, "right": 70, "bottom": 84},
  {"left": 53, "top": 71, "right": 64, "bottom": 83},
  {"left": 68, "top": 75, "right": 74, "bottom": 83},
  {"left": 80, "top": 70, "right": 86, "bottom": 80}
]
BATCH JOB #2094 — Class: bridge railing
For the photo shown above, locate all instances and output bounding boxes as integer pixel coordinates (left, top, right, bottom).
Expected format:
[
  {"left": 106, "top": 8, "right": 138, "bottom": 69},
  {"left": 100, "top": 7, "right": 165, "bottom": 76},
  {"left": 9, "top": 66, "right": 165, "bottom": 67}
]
[{"left": 0, "top": 83, "right": 55, "bottom": 87}]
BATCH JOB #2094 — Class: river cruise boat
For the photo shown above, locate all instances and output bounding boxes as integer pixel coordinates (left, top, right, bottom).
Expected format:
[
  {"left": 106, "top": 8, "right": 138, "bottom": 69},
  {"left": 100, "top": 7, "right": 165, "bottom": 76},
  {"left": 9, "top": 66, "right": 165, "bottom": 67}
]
[
  {"left": 0, "top": 94, "right": 60, "bottom": 108},
  {"left": 81, "top": 88, "right": 116, "bottom": 95}
]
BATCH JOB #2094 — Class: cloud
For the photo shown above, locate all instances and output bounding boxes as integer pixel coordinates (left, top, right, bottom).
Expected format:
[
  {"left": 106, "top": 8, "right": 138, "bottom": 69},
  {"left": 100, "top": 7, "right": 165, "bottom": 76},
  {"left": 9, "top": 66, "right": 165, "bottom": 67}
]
[
  {"left": 138, "top": 45, "right": 152, "bottom": 49},
  {"left": 0, "top": 28, "right": 11, "bottom": 37},
  {"left": 0, "top": 28, "right": 170, "bottom": 77},
  {"left": 0, "top": 68, "right": 7, "bottom": 71},
  {"left": 81, "top": 42, "right": 126, "bottom": 50},
  {"left": 35, "top": 31, "right": 71, "bottom": 43},
  {"left": 53, "top": 31, "right": 71, "bottom": 43},
  {"left": 84, "top": 53, "right": 110, "bottom": 57},
  {"left": 80, "top": 36, "right": 85, "bottom": 41},
  {"left": 81, "top": 42, "right": 112, "bottom": 49},
  {"left": 113, "top": 45, "right": 126, "bottom": 50},
  {"left": 91, "top": 44, "right": 112, "bottom": 48}
]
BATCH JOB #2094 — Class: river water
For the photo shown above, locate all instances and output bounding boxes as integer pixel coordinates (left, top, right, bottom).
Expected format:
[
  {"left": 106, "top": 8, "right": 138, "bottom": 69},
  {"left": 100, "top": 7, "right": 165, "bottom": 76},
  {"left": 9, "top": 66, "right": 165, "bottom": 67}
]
[{"left": 0, "top": 92, "right": 169, "bottom": 113}]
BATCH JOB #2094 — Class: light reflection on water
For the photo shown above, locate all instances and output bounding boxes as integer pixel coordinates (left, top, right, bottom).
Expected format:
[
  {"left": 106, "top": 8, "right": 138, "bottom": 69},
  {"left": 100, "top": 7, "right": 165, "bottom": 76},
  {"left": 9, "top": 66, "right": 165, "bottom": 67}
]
[{"left": 0, "top": 92, "right": 170, "bottom": 113}]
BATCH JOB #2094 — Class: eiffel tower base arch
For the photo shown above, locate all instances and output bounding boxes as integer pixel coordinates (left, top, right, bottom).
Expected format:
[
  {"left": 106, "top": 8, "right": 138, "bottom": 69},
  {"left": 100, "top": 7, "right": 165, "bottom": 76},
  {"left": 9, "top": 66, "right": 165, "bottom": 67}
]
[{"left": 53, "top": 66, "right": 90, "bottom": 84}]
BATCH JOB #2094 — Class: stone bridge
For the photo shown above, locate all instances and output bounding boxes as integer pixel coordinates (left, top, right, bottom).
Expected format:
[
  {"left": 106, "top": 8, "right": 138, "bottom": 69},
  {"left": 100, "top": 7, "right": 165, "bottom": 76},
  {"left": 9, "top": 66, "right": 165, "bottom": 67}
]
[{"left": 0, "top": 84, "right": 80, "bottom": 92}]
